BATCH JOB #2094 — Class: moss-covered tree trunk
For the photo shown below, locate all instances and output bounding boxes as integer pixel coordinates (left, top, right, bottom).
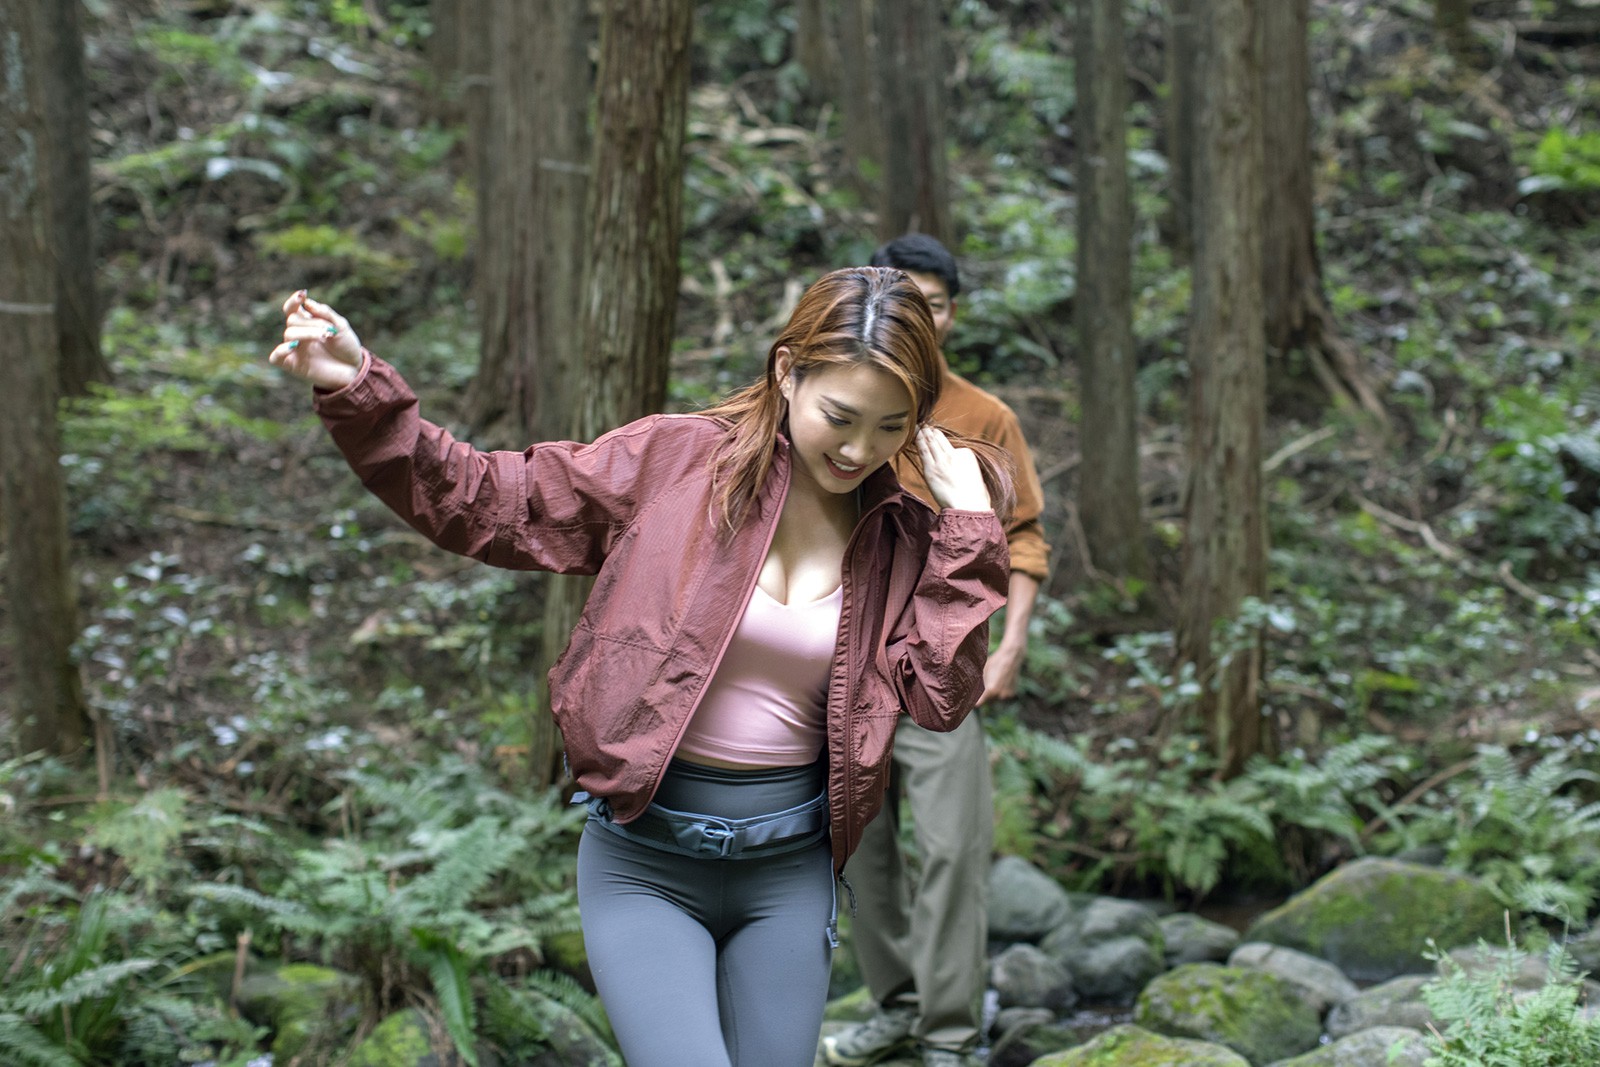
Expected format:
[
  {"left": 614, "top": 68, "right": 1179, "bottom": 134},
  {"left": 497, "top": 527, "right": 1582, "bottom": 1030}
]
[
  {"left": 1075, "top": 0, "right": 1147, "bottom": 583},
  {"left": 45, "top": 0, "right": 105, "bottom": 397},
  {"left": 536, "top": 0, "right": 690, "bottom": 787},
  {"left": 1, "top": 0, "right": 91, "bottom": 758},
  {"left": 1174, "top": 0, "right": 1270, "bottom": 777},
  {"left": 875, "top": 0, "right": 951, "bottom": 243}
]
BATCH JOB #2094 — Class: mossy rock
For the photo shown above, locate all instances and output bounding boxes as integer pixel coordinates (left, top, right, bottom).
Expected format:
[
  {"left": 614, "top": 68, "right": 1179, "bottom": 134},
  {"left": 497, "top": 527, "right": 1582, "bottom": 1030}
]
[
  {"left": 1266, "top": 1025, "right": 1432, "bottom": 1067},
  {"left": 542, "top": 928, "right": 594, "bottom": 990},
  {"left": 1134, "top": 963, "right": 1322, "bottom": 1065},
  {"left": 1031, "top": 1023, "right": 1250, "bottom": 1065},
  {"left": 345, "top": 1008, "right": 447, "bottom": 1067},
  {"left": 235, "top": 961, "right": 363, "bottom": 1061},
  {"left": 822, "top": 984, "right": 877, "bottom": 1023},
  {"left": 1243, "top": 858, "right": 1503, "bottom": 982}
]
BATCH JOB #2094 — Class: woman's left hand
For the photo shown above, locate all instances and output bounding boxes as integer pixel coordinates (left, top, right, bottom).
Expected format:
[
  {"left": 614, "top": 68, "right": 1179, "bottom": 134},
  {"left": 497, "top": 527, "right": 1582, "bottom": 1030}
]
[{"left": 916, "top": 427, "right": 992, "bottom": 512}]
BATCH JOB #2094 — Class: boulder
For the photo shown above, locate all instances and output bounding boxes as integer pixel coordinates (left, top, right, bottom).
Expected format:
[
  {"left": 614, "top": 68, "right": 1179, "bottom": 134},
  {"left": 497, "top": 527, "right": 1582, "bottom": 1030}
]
[
  {"left": 1134, "top": 963, "right": 1323, "bottom": 1065},
  {"left": 1243, "top": 858, "right": 1502, "bottom": 982},
  {"left": 1060, "top": 935, "right": 1166, "bottom": 1005},
  {"left": 1265, "top": 1025, "right": 1432, "bottom": 1067},
  {"left": 1160, "top": 913, "right": 1241, "bottom": 966},
  {"left": 991, "top": 942, "right": 1078, "bottom": 1012},
  {"left": 1032, "top": 1022, "right": 1251, "bottom": 1065},
  {"left": 989, "top": 855, "right": 1076, "bottom": 941},
  {"left": 1228, "top": 942, "right": 1361, "bottom": 1014},
  {"left": 1323, "top": 975, "right": 1435, "bottom": 1039}
]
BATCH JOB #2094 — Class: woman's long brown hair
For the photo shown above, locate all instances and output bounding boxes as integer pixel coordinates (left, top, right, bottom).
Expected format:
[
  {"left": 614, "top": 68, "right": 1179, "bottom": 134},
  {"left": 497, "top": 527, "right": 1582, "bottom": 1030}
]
[{"left": 700, "top": 266, "right": 1015, "bottom": 532}]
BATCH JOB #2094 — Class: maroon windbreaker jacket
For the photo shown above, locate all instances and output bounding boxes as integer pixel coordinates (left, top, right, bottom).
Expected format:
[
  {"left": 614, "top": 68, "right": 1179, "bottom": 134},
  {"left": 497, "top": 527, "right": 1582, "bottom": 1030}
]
[{"left": 313, "top": 354, "right": 1009, "bottom": 871}]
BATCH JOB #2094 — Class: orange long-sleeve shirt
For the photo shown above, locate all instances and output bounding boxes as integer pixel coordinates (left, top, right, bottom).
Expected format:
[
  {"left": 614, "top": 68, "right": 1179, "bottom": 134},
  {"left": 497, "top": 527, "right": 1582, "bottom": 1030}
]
[{"left": 894, "top": 358, "right": 1051, "bottom": 582}]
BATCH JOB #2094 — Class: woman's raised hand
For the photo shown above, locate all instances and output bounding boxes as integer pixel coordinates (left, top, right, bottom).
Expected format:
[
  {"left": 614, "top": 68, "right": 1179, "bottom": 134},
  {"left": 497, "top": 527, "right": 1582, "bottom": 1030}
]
[
  {"left": 915, "top": 427, "right": 992, "bottom": 513},
  {"left": 268, "top": 291, "right": 364, "bottom": 390}
]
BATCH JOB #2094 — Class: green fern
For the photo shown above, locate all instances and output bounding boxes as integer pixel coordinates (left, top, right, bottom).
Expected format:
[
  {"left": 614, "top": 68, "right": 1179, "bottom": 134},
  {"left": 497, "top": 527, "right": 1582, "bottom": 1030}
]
[
  {"left": 187, "top": 761, "right": 585, "bottom": 1066},
  {"left": 0, "top": 1014, "right": 77, "bottom": 1067},
  {"left": 417, "top": 933, "right": 478, "bottom": 1067},
  {"left": 523, "top": 970, "right": 617, "bottom": 1048},
  {"left": 1403, "top": 745, "right": 1600, "bottom": 921},
  {"left": 1421, "top": 936, "right": 1600, "bottom": 1065}
]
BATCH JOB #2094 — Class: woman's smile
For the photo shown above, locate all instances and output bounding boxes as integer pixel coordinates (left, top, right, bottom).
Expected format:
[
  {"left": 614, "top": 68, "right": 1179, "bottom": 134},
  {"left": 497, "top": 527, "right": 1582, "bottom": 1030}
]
[{"left": 779, "top": 357, "right": 914, "bottom": 496}]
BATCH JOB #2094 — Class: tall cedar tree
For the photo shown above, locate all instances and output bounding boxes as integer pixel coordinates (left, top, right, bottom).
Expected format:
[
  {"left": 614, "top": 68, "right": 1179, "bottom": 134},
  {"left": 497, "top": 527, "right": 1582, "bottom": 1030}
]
[
  {"left": 795, "top": 0, "right": 838, "bottom": 102},
  {"left": 45, "top": 0, "right": 105, "bottom": 396},
  {"left": 836, "top": 0, "right": 881, "bottom": 207},
  {"left": 0, "top": 1, "right": 92, "bottom": 757},
  {"left": 1074, "top": 0, "right": 1148, "bottom": 583},
  {"left": 466, "top": 0, "right": 592, "bottom": 444},
  {"left": 536, "top": 0, "right": 692, "bottom": 786},
  {"left": 1164, "top": 0, "right": 1198, "bottom": 263},
  {"left": 875, "top": 0, "right": 952, "bottom": 244},
  {"left": 1258, "top": 0, "right": 1387, "bottom": 424},
  {"left": 452, "top": 1, "right": 594, "bottom": 783},
  {"left": 1174, "top": 0, "right": 1271, "bottom": 775}
]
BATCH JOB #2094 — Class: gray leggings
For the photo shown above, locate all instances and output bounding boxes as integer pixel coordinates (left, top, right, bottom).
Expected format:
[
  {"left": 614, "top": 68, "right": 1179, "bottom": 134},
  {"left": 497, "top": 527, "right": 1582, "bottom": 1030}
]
[{"left": 576, "top": 759, "right": 835, "bottom": 1067}]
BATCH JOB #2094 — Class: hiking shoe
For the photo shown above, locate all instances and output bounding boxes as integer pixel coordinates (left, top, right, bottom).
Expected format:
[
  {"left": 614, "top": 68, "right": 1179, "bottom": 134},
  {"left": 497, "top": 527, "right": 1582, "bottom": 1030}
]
[
  {"left": 821, "top": 1005, "right": 916, "bottom": 1066},
  {"left": 921, "top": 1050, "right": 984, "bottom": 1067}
]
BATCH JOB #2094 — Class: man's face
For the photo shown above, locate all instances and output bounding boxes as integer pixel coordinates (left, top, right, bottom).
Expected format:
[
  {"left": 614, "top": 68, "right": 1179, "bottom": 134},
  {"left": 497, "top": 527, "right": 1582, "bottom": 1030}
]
[{"left": 903, "top": 270, "right": 955, "bottom": 348}]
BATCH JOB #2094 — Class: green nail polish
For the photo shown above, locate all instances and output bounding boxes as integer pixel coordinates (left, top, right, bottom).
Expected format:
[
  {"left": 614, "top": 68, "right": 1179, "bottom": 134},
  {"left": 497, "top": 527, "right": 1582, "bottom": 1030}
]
[{"left": 287, "top": 340, "right": 299, "bottom": 349}]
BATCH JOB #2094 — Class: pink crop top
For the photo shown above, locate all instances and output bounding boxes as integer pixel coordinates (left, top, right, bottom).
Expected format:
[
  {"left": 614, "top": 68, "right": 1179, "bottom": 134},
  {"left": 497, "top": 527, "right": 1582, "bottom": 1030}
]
[{"left": 674, "top": 583, "right": 843, "bottom": 767}]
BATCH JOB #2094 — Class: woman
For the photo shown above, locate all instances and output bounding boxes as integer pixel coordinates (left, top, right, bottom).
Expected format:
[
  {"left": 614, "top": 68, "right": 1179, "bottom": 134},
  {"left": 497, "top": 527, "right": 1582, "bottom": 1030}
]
[{"left": 268, "top": 267, "right": 1012, "bottom": 1067}]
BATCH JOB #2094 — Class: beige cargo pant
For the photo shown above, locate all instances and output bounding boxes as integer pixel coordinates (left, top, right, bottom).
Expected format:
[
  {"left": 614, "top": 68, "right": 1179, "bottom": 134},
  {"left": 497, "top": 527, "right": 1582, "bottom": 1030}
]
[{"left": 847, "top": 711, "right": 994, "bottom": 1054}]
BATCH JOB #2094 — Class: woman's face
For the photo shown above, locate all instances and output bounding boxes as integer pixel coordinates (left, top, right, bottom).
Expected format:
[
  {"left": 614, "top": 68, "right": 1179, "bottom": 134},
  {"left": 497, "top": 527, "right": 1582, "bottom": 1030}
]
[{"left": 778, "top": 352, "right": 914, "bottom": 494}]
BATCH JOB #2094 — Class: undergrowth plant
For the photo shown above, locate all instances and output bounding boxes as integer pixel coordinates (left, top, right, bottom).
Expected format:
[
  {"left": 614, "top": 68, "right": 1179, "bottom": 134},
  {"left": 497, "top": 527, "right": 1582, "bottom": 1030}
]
[
  {"left": 1385, "top": 744, "right": 1600, "bottom": 923},
  {"left": 187, "top": 759, "right": 593, "bottom": 1065},
  {"left": 0, "top": 866, "right": 260, "bottom": 1067},
  {"left": 1421, "top": 934, "right": 1600, "bottom": 1066}
]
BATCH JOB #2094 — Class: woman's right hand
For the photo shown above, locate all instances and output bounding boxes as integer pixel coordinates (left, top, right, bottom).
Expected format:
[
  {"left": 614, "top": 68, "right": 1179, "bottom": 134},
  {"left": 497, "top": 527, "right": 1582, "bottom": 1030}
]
[{"left": 268, "top": 291, "right": 364, "bottom": 390}]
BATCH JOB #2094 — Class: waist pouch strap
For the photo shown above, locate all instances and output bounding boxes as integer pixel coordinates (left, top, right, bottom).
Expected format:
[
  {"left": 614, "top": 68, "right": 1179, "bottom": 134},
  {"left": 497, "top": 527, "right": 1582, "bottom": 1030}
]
[{"left": 575, "top": 790, "right": 828, "bottom": 860}]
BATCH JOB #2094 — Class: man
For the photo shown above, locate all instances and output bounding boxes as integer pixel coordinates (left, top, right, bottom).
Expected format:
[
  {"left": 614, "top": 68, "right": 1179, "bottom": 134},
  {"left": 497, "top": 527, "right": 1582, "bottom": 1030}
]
[{"left": 823, "top": 234, "right": 1051, "bottom": 1067}]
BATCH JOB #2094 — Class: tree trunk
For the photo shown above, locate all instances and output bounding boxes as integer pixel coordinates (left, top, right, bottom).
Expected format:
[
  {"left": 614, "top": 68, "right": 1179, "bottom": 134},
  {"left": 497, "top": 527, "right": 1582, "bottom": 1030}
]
[
  {"left": 1075, "top": 0, "right": 1147, "bottom": 583},
  {"left": 1258, "top": 0, "right": 1388, "bottom": 426},
  {"left": 427, "top": 0, "right": 461, "bottom": 115},
  {"left": 0, "top": 1, "right": 91, "bottom": 758},
  {"left": 466, "top": 0, "right": 592, "bottom": 444},
  {"left": 537, "top": 0, "right": 691, "bottom": 787},
  {"left": 795, "top": 0, "right": 837, "bottom": 102},
  {"left": 44, "top": 0, "right": 105, "bottom": 397},
  {"left": 875, "top": 0, "right": 951, "bottom": 244},
  {"left": 574, "top": 0, "right": 689, "bottom": 437},
  {"left": 1259, "top": 0, "right": 1318, "bottom": 359},
  {"left": 1173, "top": 0, "right": 1269, "bottom": 777},
  {"left": 835, "top": 0, "right": 882, "bottom": 204},
  {"left": 458, "top": 0, "right": 593, "bottom": 786},
  {"left": 1164, "top": 0, "right": 1198, "bottom": 263}
]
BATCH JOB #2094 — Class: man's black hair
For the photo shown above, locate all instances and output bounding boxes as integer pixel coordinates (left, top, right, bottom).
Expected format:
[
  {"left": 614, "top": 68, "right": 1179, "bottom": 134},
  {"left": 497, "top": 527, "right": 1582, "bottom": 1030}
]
[{"left": 869, "top": 233, "right": 961, "bottom": 299}]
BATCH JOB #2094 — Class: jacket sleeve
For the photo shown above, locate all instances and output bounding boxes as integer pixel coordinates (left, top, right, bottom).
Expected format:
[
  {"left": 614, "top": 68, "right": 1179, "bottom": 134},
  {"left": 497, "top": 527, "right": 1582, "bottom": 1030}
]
[
  {"left": 884, "top": 509, "right": 1010, "bottom": 730},
  {"left": 311, "top": 352, "right": 683, "bottom": 575}
]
